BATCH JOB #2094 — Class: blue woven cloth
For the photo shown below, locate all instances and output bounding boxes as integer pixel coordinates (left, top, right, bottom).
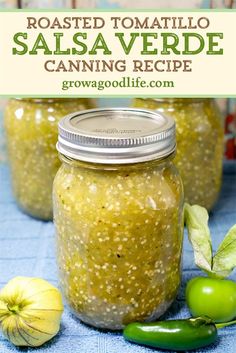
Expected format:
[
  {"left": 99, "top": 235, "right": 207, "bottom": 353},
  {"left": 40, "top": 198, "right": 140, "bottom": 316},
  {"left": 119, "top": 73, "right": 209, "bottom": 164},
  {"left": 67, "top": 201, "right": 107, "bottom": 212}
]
[{"left": 0, "top": 162, "right": 236, "bottom": 353}]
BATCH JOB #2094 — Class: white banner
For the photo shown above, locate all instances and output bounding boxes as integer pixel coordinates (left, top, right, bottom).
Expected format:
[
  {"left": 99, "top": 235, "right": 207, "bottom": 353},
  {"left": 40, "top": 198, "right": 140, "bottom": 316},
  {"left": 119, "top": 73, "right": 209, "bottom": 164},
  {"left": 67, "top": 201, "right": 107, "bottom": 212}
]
[{"left": 0, "top": 10, "right": 235, "bottom": 96}]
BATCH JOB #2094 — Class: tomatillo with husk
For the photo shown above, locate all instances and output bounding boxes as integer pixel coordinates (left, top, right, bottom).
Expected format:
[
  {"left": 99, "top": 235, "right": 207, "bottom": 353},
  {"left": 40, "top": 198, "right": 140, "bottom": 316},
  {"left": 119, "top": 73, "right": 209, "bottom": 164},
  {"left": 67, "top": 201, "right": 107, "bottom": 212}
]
[{"left": 0, "top": 277, "right": 64, "bottom": 347}]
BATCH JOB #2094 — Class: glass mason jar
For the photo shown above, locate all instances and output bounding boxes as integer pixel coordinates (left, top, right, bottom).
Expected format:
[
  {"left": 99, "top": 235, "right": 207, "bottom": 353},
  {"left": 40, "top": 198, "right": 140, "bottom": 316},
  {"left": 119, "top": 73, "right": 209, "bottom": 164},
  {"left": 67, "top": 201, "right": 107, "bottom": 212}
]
[
  {"left": 4, "top": 98, "right": 96, "bottom": 220},
  {"left": 53, "top": 108, "right": 184, "bottom": 330},
  {"left": 132, "top": 98, "right": 224, "bottom": 210}
]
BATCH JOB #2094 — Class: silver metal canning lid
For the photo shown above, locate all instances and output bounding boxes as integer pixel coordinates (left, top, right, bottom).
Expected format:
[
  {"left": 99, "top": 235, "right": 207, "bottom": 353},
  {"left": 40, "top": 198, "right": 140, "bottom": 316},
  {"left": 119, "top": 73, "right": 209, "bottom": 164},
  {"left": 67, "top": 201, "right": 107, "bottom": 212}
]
[{"left": 57, "top": 108, "right": 176, "bottom": 164}]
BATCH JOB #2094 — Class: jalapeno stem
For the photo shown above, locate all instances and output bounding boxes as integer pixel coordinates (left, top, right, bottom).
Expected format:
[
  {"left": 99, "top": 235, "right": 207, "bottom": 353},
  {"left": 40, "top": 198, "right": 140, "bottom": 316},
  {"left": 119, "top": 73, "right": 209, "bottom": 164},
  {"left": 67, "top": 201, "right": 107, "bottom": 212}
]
[{"left": 216, "top": 320, "right": 236, "bottom": 329}]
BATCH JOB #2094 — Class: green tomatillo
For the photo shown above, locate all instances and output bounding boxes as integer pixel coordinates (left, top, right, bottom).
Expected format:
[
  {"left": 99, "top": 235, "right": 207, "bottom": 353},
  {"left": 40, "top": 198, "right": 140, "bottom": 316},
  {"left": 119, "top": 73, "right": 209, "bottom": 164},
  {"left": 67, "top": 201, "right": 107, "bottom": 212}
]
[
  {"left": 184, "top": 203, "right": 236, "bottom": 323},
  {"left": 186, "top": 277, "right": 236, "bottom": 323}
]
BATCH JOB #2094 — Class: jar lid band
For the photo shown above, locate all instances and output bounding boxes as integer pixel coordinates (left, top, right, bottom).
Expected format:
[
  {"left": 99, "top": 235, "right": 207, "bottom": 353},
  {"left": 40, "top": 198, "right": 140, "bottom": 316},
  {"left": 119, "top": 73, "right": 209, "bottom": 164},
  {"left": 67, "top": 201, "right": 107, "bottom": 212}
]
[{"left": 57, "top": 108, "right": 176, "bottom": 164}]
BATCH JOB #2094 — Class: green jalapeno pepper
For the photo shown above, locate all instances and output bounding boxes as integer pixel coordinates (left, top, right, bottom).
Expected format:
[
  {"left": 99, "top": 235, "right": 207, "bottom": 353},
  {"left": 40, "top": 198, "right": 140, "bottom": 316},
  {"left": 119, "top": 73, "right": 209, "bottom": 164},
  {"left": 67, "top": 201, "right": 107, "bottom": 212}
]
[{"left": 123, "top": 317, "right": 217, "bottom": 351}]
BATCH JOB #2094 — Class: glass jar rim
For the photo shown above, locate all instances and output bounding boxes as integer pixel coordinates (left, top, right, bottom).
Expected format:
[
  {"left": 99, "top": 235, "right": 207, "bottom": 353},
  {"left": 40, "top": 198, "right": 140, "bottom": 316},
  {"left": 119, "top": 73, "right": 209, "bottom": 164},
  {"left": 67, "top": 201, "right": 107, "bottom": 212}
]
[
  {"left": 13, "top": 98, "right": 84, "bottom": 103},
  {"left": 59, "top": 150, "right": 176, "bottom": 170},
  {"left": 136, "top": 98, "right": 211, "bottom": 103}
]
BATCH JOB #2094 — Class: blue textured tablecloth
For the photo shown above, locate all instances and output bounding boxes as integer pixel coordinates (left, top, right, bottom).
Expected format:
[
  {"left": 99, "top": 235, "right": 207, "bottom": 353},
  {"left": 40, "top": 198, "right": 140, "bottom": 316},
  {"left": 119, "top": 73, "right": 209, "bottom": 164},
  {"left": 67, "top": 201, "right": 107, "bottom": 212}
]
[{"left": 0, "top": 162, "right": 236, "bottom": 353}]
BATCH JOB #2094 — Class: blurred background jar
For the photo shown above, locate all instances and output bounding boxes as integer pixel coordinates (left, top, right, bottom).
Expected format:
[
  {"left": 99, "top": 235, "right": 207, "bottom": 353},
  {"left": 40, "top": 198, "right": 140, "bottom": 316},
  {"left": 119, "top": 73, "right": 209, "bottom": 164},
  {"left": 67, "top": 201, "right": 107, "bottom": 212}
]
[
  {"left": 4, "top": 98, "right": 96, "bottom": 220},
  {"left": 132, "top": 98, "right": 224, "bottom": 210}
]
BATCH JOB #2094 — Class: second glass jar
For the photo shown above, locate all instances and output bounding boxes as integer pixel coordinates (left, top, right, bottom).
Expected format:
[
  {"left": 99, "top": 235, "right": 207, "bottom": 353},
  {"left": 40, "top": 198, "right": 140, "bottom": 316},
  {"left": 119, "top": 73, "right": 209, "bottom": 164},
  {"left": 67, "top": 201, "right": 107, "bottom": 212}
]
[
  {"left": 133, "top": 98, "right": 224, "bottom": 210},
  {"left": 4, "top": 98, "right": 95, "bottom": 220}
]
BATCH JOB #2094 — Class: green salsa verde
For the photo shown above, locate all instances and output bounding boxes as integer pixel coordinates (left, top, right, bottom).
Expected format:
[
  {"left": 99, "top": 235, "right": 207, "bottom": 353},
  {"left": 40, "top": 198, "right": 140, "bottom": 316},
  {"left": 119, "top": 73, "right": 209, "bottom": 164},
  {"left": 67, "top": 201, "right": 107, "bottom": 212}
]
[
  {"left": 53, "top": 108, "right": 184, "bottom": 329},
  {"left": 132, "top": 98, "right": 224, "bottom": 210},
  {"left": 4, "top": 98, "right": 95, "bottom": 220}
]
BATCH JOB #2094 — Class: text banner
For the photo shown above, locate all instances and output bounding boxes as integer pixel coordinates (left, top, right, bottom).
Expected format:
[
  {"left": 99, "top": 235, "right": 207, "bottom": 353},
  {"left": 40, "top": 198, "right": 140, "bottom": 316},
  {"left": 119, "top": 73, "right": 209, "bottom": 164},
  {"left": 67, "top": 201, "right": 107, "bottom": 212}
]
[{"left": 0, "top": 10, "right": 235, "bottom": 96}]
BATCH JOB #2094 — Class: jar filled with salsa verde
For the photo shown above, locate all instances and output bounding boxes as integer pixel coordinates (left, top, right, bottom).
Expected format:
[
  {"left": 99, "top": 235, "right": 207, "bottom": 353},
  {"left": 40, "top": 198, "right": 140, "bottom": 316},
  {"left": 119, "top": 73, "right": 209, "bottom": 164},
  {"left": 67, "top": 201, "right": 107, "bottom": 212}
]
[
  {"left": 4, "top": 98, "right": 95, "bottom": 220},
  {"left": 132, "top": 99, "right": 224, "bottom": 210},
  {"left": 53, "top": 108, "right": 184, "bottom": 329}
]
